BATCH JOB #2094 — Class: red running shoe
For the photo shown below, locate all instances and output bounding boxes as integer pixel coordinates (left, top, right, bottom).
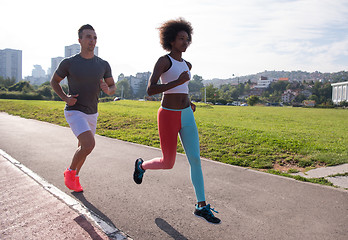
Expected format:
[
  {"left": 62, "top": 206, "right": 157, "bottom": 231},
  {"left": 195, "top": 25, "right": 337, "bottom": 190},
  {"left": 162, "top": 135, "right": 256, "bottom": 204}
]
[
  {"left": 63, "top": 168, "right": 76, "bottom": 190},
  {"left": 74, "top": 176, "right": 83, "bottom": 192}
]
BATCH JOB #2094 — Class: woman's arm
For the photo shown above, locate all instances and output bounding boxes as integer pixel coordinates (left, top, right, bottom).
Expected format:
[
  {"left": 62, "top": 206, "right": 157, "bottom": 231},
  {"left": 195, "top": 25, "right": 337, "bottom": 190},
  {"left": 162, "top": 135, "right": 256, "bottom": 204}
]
[{"left": 147, "top": 56, "right": 191, "bottom": 96}]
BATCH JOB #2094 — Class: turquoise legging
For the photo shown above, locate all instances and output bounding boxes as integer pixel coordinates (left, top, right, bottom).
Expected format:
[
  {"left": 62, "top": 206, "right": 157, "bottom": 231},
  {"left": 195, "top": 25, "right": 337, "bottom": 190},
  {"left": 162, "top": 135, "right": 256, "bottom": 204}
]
[{"left": 142, "top": 106, "right": 205, "bottom": 202}]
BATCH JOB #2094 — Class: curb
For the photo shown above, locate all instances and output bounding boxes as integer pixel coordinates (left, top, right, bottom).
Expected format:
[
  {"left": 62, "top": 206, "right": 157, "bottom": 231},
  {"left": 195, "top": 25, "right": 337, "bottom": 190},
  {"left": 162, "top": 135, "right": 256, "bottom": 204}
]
[{"left": 0, "top": 149, "right": 132, "bottom": 240}]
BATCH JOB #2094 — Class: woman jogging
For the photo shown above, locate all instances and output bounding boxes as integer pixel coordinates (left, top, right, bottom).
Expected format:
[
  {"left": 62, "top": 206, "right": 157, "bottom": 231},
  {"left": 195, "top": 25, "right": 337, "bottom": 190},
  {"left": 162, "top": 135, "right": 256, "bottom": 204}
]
[{"left": 133, "top": 18, "right": 220, "bottom": 224}]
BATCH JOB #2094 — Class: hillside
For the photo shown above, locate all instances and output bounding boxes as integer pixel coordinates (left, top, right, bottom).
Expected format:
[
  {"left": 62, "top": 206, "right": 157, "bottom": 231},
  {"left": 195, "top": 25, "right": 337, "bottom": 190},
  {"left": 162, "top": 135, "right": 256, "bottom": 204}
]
[{"left": 204, "top": 70, "right": 348, "bottom": 87}]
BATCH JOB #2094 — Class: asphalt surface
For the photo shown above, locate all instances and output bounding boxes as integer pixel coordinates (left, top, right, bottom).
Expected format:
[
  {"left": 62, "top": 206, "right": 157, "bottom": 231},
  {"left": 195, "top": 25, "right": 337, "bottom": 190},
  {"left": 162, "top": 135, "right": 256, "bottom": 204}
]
[
  {"left": 0, "top": 112, "right": 347, "bottom": 240},
  {"left": 0, "top": 154, "right": 112, "bottom": 240}
]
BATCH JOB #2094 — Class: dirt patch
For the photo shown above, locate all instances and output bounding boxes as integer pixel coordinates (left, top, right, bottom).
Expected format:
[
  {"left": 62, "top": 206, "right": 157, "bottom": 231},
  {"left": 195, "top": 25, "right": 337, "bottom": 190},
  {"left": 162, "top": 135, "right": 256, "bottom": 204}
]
[
  {"left": 267, "top": 163, "right": 327, "bottom": 173},
  {"left": 273, "top": 163, "right": 306, "bottom": 173}
]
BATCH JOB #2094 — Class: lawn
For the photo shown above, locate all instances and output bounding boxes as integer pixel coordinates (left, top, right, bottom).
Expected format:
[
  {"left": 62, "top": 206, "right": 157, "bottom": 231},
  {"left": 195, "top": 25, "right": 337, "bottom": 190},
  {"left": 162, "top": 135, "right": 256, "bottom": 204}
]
[{"left": 1, "top": 99, "right": 347, "bottom": 173}]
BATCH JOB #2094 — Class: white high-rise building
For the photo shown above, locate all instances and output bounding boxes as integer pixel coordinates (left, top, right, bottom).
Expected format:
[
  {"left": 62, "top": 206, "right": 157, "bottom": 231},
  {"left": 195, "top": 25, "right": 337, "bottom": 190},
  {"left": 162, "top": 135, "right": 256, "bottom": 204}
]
[
  {"left": 51, "top": 57, "right": 64, "bottom": 77},
  {"left": 32, "top": 65, "right": 46, "bottom": 78},
  {"left": 65, "top": 44, "right": 98, "bottom": 57},
  {"left": 0, "top": 48, "right": 22, "bottom": 81},
  {"left": 65, "top": 44, "right": 80, "bottom": 57}
]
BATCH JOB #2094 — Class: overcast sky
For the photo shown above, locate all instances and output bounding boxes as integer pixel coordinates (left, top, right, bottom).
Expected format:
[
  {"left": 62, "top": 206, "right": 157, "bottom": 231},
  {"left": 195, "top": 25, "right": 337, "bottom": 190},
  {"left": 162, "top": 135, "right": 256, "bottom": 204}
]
[{"left": 1, "top": 0, "right": 347, "bottom": 80}]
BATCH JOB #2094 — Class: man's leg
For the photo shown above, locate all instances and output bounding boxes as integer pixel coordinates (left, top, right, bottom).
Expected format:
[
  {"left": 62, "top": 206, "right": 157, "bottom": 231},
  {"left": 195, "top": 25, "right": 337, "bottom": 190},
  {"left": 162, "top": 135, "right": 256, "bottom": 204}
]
[{"left": 70, "top": 130, "right": 95, "bottom": 175}]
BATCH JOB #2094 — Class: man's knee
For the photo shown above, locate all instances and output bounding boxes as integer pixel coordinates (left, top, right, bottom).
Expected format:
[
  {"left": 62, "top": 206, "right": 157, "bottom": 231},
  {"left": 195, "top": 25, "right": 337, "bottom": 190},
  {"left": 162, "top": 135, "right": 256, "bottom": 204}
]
[
  {"left": 78, "top": 131, "right": 95, "bottom": 154},
  {"left": 82, "top": 140, "right": 95, "bottom": 154}
]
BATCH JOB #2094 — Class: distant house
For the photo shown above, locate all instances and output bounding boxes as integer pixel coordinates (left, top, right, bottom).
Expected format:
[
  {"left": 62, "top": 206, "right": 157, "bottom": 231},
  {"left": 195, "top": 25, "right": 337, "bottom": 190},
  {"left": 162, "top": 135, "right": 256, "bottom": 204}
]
[
  {"left": 281, "top": 89, "right": 297, "bottom": 103},
  {"left": 254, "top": 76, "right": 274, "bottom": 89},
  {"left": 331, "top": 81, "right": 348, "bottom": 104},
  {"left": 303, "top": 100, "right": 315, "bottom": 107},
  {"left": 278, "top": 77, "right": 289, "bottom": 81}
]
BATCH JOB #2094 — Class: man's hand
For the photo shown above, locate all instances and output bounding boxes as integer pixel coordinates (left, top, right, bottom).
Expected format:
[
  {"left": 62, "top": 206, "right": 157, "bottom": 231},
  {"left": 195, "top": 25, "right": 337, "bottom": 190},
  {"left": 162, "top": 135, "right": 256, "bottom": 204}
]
[
  {"left": 100, "top": 79, "right": 110, "bottom": 95},
  {"left": 65, "top": 94, "right": 78, "bottom": 106}
]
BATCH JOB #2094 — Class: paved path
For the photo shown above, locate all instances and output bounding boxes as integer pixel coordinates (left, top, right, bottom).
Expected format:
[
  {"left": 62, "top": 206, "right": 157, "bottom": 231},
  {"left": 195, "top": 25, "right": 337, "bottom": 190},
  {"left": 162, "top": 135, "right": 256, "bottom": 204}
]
[
  {"left": 293, "top": 164, "right": 348, "bottom": 188},
  {"left": 0, "top": 112, "right": 347, "bottom": 240},
  {"left": 0, "top": 154, "right": 114, "bottom": 240}
]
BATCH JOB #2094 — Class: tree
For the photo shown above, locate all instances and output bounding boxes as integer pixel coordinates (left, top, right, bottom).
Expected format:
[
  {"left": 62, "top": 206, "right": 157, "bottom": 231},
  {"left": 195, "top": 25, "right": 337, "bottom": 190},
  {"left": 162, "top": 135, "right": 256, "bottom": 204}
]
[
  {"left": 309, "top": 94, "right": 319, "bottom": 103},
  {"left": 319, "top": 83, "right": 332, "bottom": 102},
  {"left": 294, "top": 94, "right": 306, "bottom": 103},
  {"left": 219, "top": 86, "right": 231, "bottom": 101},
  {"left": 8, "top": 81, "right": 34, "bottom": 92},
  {"left": 237, "top": 83, "right": 245, "bottom": 96},
  {"left": 269, "top": 81, "right": 288, "bottom": 94},
  {"left": 230, "top": 88, "right": 239, "bottom": 100},
  {"left": 115, "top": 79, "right": 132, "bottom": 99},
  {"left": 37, "top": 85, "right": 52, "bottom": 99},
  {"left": 0, "top": 76, "right": 16, "bottom": 89},
  {"left": 247, "top": 95, "right": 259, "bottom": 106},
  {"left": 204, "top": 84, "right": 219, "bottom": 102},
  {"left": 189, "top": 74, "right": 204, "bottom": 93}
]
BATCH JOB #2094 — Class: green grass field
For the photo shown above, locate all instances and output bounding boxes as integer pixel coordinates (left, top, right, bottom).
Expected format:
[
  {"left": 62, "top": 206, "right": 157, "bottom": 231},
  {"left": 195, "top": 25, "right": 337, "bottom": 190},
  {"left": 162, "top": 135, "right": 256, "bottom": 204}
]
[{"left": 1, "top": 99, "right": 347, "bottom": 174}]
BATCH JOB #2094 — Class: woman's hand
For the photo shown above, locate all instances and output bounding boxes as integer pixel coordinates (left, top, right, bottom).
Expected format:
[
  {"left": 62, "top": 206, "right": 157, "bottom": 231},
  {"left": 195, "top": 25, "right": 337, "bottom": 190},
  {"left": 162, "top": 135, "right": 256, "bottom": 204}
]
[
  {"left": 177, "top": 71, "right": 190, "bottom": 85},
  {"left": 190, "top": 102, "right": 196, "bottom": 112}
]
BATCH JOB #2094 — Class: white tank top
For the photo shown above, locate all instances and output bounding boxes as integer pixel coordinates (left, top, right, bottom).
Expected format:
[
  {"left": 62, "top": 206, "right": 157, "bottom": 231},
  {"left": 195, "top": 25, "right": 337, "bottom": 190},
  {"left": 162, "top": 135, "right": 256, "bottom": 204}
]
[{"left": 160, "top": 55, "right": 191, "bottom": 94}]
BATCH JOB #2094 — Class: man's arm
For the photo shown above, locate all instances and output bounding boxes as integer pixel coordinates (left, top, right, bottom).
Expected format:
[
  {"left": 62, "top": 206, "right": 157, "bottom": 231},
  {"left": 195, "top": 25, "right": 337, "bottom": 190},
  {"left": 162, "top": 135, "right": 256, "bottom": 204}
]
[
  {"left": 100, "top": 77, "right": 116, "bottom": 95},
  {"left": 50, "top": 73, "right": 78, "bottom": 106}
]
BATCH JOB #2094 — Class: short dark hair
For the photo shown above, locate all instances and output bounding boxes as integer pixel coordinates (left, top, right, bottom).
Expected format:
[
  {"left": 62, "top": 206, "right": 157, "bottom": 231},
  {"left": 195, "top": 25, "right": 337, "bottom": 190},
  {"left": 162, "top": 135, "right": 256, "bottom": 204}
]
[
  {"left": 158, "top": 18, "right": 193, "bottom": 51},
  {"left": 78, "top": 24, "right": 95, "bottom": 39}
]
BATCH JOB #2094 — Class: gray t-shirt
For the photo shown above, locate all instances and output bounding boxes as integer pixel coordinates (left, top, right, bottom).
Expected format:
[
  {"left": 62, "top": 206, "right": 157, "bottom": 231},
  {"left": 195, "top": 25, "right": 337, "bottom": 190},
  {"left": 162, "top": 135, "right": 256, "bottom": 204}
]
[{"left": 56, "top": 54, "right": 112, "bottom": 114}]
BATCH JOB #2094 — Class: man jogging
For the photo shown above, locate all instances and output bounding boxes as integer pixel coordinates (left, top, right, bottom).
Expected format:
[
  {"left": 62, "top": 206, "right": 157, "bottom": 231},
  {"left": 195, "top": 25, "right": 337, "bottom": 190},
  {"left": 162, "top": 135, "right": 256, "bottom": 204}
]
[{"left": 51, "top": 24, "right": 116, "bottom": 192}]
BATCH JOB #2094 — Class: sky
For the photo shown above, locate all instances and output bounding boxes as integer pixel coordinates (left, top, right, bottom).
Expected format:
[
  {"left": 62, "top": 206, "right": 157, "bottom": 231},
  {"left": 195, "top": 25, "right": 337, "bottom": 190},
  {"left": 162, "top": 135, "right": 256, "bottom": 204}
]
[{"left": 1, "top": 0, "right": 348, "bottom": 80}]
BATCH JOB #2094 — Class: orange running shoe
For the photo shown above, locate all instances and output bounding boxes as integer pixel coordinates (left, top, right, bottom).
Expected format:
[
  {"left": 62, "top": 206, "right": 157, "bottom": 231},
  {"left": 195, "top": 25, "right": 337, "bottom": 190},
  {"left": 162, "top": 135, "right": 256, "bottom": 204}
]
[
  {"left": 74, "top": 176, "right": 83, "bottom": 192},
  {"left": 64, "top": 168, "right": 76, "bottom": 190}
]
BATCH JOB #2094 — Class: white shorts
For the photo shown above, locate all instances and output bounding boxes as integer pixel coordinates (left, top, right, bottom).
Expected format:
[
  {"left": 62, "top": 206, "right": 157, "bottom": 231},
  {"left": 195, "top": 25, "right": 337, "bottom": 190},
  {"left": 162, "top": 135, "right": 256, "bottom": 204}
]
[{"left": 64, "top": 110, "right": 98, "bottom": 137}]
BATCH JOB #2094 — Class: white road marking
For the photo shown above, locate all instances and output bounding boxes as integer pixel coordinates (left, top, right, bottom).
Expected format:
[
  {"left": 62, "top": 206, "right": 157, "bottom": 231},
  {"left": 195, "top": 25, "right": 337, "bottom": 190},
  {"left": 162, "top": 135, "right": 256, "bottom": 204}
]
[{"left": 0, "top": 149, "right": 131, "bottom": 240}]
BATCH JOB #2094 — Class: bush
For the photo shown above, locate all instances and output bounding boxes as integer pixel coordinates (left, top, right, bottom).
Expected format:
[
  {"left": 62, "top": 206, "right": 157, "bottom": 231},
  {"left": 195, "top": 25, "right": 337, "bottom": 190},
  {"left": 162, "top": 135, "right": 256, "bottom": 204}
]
[
  {"left": 247, "top": 95, "right": 259, "bottom": 106},
  {"left": 0, "top": 91, "right": 43, "bottom": 100},
  {"left": 36, "top": 85, "right": 53, "bottom": 99},
  {"left": 339, "top": 101, "right": 348, "bottom": 107},
  {"left": 99, "top": 97, "right": 115, "bottom": 102},
  {"left": 8, "top": 81, "right": 34, "bottom": 92}
]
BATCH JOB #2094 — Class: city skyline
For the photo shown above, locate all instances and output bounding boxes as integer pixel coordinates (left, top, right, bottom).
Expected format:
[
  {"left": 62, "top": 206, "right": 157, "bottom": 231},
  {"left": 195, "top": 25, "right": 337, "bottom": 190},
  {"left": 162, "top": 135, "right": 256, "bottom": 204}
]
[{"left": 1, "top": 0, "right": 347, "bottom": 80}]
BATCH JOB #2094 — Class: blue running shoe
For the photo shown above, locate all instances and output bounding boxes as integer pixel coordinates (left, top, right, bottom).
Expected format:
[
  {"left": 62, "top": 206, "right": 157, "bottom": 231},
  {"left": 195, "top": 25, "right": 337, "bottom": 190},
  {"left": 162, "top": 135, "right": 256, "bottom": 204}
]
[
  {"left": 133, "top": 158, "right": 145, "bottom": 184},
  {"left": 194, "top": 204, "right": 221, "bottom": 224}
]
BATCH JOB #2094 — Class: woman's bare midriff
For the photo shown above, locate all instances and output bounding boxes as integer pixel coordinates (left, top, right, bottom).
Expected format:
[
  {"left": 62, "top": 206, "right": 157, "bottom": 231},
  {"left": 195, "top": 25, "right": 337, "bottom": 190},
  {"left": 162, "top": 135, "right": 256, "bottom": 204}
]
[{"left": 161, "top": 93, "right": 190, "bottom": 109}]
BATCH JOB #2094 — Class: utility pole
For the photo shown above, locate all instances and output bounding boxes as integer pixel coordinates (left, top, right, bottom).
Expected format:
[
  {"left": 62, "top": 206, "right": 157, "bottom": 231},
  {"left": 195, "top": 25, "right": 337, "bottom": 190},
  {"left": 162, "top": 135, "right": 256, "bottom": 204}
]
[{"left": 204, "top": 87, "right": 206, "bottom": 103}]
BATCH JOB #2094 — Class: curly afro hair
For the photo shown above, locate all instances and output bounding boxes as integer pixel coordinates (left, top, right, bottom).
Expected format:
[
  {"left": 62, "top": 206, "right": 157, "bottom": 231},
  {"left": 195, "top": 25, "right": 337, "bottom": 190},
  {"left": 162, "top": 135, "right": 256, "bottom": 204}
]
[{"left": 158, "top": 18, "right": 193, "bottom": 51}]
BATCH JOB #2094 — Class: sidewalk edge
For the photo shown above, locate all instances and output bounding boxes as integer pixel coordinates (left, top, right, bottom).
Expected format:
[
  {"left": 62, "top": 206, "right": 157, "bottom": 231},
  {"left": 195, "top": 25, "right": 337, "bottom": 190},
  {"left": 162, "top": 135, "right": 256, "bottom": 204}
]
[{"left": 0, "top": 149, "right": 132, "bottom": 240}]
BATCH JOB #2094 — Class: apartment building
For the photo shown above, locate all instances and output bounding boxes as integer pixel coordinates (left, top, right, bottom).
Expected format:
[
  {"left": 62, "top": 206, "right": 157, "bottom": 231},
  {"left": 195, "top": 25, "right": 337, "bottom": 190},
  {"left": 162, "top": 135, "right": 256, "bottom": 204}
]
[
  {"left": 332, "top": 81, "right": 348, "bottom": 104},
  {"left": 65, "top": 44, "right": 98, "bottom": 57},
  {"left": 0, "top": 48, "right": 22, "bottom": 81}
]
